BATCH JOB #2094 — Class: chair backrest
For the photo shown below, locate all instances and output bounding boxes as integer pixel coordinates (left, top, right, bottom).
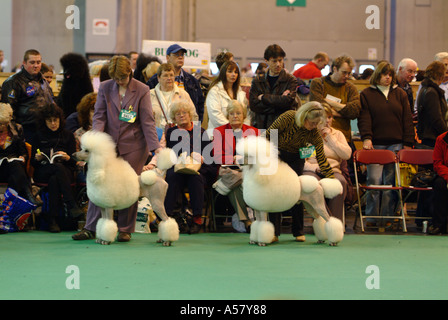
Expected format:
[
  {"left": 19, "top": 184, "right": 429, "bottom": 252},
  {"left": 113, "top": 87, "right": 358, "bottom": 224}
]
[
  {"left": 397, "top": 149, "right": 433, "bottom": 166},
  {"left": 353, "top": 149, "right": 397, "bottom": 165}
]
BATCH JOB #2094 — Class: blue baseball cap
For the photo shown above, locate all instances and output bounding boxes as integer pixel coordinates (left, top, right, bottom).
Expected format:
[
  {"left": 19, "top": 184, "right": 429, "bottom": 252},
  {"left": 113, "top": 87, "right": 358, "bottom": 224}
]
[{"left": 167, "top": 44, "right": 187, "bottom": 55}]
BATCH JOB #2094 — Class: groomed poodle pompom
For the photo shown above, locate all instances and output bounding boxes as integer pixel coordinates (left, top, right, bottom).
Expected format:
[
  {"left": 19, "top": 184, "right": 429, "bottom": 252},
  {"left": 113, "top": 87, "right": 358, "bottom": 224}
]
[
  {"left": 299, "top": 175, "right": 319, "bottom": 194},
  {"left": 158, "top": 218, "right": 180, "bottom": 245},
  {"left": 325, "top": 217, "right": 344, "bottom": 245},
  {"left": 156, "top": 148, "right": 177, "bottom": 170},
  {"left": 319, "top": 178, "right": 343, "bottom": 199},
  {"left": 140, "top": 170, "right": 158, "bottom": 186},
  {"left": 312, "top": 216, "right": 327, "bottom": 242}
]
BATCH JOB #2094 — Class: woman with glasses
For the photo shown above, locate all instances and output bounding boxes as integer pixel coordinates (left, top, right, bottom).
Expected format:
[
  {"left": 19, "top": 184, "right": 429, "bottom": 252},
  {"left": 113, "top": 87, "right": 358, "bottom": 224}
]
[
  {"left": 358, "top": 61, "right": 414, "bottom": 228},
  {"left": 163, "top": 100, "right": 216, "bottom": 234},
  {"left": 73, "top": 55, "right": 161, "bottom": 243},
  {"left": 31, "top": 103, "right": 82, "bottom": 233}
]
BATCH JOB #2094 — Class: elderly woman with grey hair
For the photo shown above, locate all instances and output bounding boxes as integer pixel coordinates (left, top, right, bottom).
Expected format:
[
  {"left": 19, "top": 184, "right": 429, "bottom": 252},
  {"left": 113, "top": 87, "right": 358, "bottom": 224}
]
[
  {"left": 212, "top": 100, "right": 259, "bottom": 231},
  {"left": 264, "top": 101, "right": 335, "bottom": 242},
  {"left": 0, "top": 103, "right": 41, "bottom": 206},
  {"left": 164, "top": 100, "right": 217, "bottom": 233}
]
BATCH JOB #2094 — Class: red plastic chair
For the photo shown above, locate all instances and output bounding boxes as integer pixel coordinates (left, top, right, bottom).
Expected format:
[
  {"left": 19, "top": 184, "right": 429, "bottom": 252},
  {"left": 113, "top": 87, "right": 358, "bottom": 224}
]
[
  {"left": 397, "top": 149, "right": 434, "bottom": 223},
  {"left": 353, "top": 149, "right": 405, "bottom": 232}
]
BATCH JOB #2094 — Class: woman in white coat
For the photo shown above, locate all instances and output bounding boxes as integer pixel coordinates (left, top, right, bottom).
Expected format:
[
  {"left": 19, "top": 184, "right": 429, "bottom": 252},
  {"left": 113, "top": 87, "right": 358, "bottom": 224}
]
[
  {"left": 150, "top": 63, "right": 197, "bottom": 130},
  {"left": 206, "top": 61, "right": 248, "bottom": 137}
]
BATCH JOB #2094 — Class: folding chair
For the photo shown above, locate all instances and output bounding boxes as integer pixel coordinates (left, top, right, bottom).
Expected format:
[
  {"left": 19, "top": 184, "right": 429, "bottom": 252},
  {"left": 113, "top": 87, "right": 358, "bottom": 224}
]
[
  {"left": 353, "top": 149, "right": 405, "bottom": 232},
  {"left": 397, "top": 149, "right": 434, "bottom": 223}
]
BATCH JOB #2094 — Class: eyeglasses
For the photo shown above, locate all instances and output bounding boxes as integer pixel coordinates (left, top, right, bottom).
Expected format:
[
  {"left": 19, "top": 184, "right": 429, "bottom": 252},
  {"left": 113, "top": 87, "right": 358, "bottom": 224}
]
[
  {"left": 406, "top": 69, "right": 418, "bottom": 75},
  {"left": 175, "top": 111, "right": 188, "bottom": 117},
  {"left": 114, "top": 75, "right": 129, "bottom": 82}
]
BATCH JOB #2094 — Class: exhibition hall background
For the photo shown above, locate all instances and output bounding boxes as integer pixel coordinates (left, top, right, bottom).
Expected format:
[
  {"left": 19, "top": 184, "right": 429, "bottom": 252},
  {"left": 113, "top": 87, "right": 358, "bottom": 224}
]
[{"left": 0, "top": 0, "right": 447, "bottom": 73}]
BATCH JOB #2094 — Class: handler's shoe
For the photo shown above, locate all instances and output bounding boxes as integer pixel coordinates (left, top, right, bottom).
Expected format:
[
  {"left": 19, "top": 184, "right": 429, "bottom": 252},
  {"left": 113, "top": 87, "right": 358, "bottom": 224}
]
[
  {"left": 72, "top": 228, "right": 95, "bottom": 240},
  {"left": 117, "top": 232, "right": 131, "bottom": 242},
  {"left": 295, "top": 235, "right": 306, "bottom": 242}
]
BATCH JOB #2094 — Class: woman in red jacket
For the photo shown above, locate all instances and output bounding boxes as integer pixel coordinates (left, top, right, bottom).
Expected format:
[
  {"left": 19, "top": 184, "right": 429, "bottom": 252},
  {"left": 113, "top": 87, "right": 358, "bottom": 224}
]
[
  {"left": 213, "top": 100, "right": 259, "bottom": 230},
  {"left": 428, "top": 131, "right": 448, "bottom": 234}
]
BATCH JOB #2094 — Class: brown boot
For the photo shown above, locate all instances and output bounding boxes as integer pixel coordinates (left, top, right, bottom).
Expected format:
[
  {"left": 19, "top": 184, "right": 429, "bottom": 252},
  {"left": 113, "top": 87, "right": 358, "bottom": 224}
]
[{"left": 117, "top": 232, "right": 131, "bottom": 242}]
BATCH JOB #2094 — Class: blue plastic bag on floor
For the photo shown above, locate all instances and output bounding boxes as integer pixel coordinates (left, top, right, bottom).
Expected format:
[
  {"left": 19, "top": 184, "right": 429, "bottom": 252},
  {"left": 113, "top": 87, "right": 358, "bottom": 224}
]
[{"left": 0, "top": 188, "right": 36, "bottom": 233}]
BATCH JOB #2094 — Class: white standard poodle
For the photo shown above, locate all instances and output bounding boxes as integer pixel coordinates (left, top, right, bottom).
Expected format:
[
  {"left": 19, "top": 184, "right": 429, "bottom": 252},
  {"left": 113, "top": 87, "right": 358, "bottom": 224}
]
[
  {"left": 74, "top": 130, "right": 179, "bottom": 246},
  {"left": 235, "top": 136, "right": 344, "bottom": 246}
]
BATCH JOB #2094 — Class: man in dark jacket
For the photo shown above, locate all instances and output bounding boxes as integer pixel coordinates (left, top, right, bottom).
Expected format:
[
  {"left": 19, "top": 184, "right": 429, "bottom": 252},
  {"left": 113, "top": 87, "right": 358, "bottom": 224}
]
[
  {"left": 249, "top": 44, "right": 298, "bottom": 130},
  {"left": 147, "top": 44, "right": 205, "bottom": 122},
  {"left": 1, "top": 49, "right": 54, "bottom": 142}
]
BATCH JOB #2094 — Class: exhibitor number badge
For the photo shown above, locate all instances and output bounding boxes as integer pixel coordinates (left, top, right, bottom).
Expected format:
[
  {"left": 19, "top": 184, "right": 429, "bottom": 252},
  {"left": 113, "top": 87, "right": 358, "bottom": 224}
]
[{"left": 119, "top": 106, "right": 137, "bottom": 124}]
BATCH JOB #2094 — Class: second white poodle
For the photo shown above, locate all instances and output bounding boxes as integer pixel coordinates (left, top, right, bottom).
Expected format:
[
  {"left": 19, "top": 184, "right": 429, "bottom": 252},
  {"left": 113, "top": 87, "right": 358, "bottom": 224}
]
[{"left": 236, "top": 136, "right": 344, "bottom": 246}]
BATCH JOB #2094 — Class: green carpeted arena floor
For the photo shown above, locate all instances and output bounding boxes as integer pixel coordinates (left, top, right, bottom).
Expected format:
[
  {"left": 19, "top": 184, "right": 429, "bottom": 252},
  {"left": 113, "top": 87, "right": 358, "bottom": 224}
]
[{"left": 1, "top": 230, "right": 447, "bottom": 301}]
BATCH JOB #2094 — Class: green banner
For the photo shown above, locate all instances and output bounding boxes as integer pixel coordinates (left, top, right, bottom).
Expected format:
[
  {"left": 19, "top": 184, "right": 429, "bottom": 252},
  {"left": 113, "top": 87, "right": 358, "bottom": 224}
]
[{"left": 276, "top": 0, "right": 306, "bottom": 7}]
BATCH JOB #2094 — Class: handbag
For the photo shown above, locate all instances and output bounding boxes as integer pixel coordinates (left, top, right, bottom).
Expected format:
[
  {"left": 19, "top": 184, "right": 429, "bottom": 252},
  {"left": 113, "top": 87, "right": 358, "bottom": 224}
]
[
  {"left": 410, "top": 169, "right": 436, "bottom": 188},
  {"left": 174, "top": 152, "right": 202, "bottom": 175}
]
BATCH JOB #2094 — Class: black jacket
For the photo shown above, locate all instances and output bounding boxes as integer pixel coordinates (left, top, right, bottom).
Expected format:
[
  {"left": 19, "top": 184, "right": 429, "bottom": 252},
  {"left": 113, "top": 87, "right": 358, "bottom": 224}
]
[
  {"left": 417, "top": 78, "right": 448, "bottom": 143},
  {"left": 1, "top": 67, "right": 54, "bottom": 127},
  {"left": 30, "top": 126, "right": 77, "bottom": 170},
  {"left": 248, "top": 69, "right": 298, "bottom": 130}
]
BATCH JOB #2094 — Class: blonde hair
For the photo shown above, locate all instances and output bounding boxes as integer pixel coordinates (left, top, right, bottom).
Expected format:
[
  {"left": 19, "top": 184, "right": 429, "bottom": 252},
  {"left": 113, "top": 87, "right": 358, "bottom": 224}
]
[
  {"left": 225, "top": 100, "right": 247, "bottom": 119},
  {"left": 108, "top": 55, "right": 132, "bottom": 80},
  {"left": 169, "top": 99, "right": 196, "bottom": 121},
  {"left": 295, "top": 101, "right": 325, "bottom": 127},
  {"left": 0, "top": 103, "right": 13, "bottom": 123}
]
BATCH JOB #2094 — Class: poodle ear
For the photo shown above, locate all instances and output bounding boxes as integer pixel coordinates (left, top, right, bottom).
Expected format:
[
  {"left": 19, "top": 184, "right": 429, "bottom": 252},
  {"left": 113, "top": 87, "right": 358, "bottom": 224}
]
[
  {"left": 319, "top": 178, "right": 343, "bottom": 199},
  {"left": 156, "top": 148, "right": 177, "bottom": 170}
]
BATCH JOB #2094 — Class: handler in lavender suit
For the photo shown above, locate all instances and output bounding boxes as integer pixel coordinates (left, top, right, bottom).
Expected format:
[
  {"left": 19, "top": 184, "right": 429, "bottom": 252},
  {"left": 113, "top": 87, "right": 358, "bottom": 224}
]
[{"left": 72, "top": 55, "right": 161, "bottom": 242}]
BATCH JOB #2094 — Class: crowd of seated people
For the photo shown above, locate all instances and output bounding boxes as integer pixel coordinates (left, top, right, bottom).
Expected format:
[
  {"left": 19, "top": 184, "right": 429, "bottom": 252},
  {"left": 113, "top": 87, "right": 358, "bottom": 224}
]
[{"left": 1, "top": 45, "right": 448, "bottom": 240}]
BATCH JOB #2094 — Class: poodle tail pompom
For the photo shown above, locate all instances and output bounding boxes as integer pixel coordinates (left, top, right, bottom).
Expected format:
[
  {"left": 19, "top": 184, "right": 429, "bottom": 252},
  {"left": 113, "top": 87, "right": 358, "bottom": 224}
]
[
  {"left": 140, "top": 170, "right": 158, "bottom": 186},
  {"left": 325, "top": 217, "right": 344, "bottom": 245},
  {"left": 313, "top": 216, "right": 328, "bottom": 242},
  {"left": 158, "top": 217, "right": 180, "bottom": 242},
  {"left": 319, "top": 178, "right": 343, "bottom": 199},
  {"left": 157, "top": 148, "right": 177, "bottom": 170},
  {"left": 299, "top": 175, "right": 319, "bottom": 193}
]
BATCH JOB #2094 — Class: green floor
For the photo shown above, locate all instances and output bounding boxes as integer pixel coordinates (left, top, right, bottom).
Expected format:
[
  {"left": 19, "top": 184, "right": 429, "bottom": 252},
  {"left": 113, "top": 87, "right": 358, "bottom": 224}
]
[{"left": 1, "top": 230, "right": 448, "bottom": 300}]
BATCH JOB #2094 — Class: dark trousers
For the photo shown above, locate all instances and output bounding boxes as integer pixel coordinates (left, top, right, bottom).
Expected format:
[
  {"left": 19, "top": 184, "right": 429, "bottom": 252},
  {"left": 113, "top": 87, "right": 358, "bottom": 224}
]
[
  {"left": 0, "top": 161, "right": 32, "bottom": 197},
  {"left": 33, "top": 163, "right": 75, "bottom": 218},
  {"left": 432, "top": 176, "right": 448, "bottom": 232},
  {"left": 270, "top": 149, "right": 304, "bottom": 237},
  {"left": 164, "top": 168, "right": 205, "bottom": 217}
]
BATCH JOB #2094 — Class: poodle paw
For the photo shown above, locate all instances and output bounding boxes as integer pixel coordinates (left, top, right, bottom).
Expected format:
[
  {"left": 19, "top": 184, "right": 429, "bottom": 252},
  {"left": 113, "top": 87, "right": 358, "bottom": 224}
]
[
  {"left": 162, "top": 241, "right": 172, "bottom": 247},
  {"left": 257, "top": 242, "right": 267, "bottom": 247},
  {"left": 329, "top": 242, "right": 338, "bottom": 247},
  {"left": 249, "top": 240, "right": 257, "bottom": 245},
  {"left": 96, "top": 238, "right": 112, "bottom": 245},
  {"left": 316, "top": 240, "right": 326, "bottom": 244}
]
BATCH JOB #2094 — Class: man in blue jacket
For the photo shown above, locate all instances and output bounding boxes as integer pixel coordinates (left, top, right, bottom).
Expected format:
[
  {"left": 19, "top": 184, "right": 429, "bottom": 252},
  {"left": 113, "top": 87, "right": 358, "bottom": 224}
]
[{"left": 146, "top": 44, "right": 205, "bottom": 122}]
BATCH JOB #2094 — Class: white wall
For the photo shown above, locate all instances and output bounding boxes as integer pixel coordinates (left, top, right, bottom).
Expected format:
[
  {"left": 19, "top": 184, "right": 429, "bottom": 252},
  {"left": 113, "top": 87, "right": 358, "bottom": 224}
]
[{"left": 3, "top": 0, "right": 448, "bottom": 73}]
